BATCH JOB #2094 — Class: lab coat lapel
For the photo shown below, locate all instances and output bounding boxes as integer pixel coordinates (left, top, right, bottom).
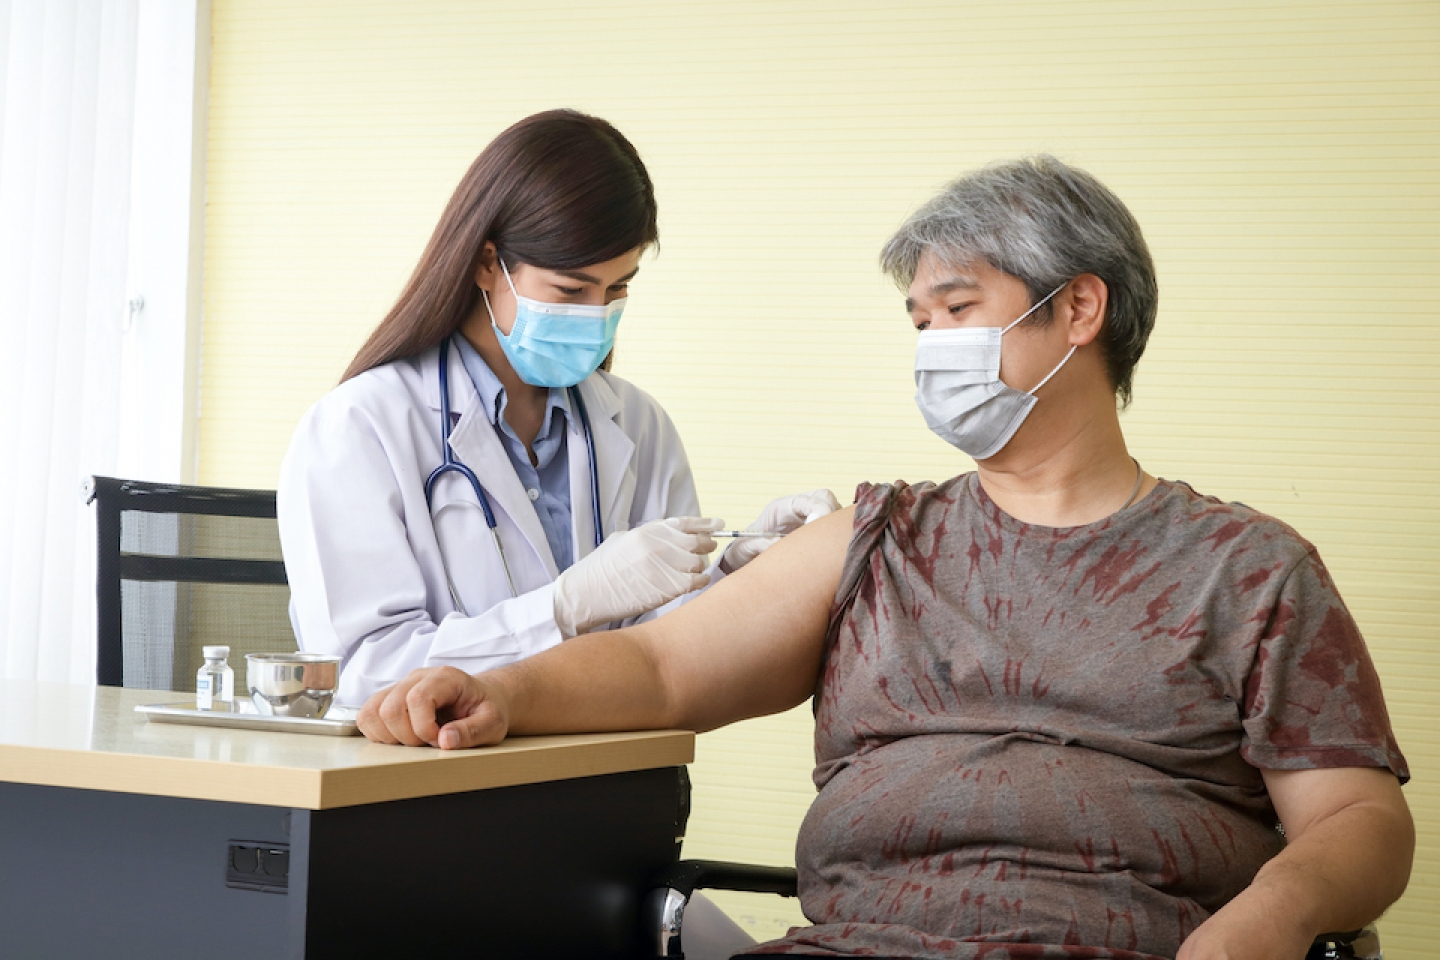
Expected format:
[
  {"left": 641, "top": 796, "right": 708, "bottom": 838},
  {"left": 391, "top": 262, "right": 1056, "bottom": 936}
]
[
  {"left": 433, "top": 345, "right": 560, "bottom": 581},
  {"left": 571, "top": 374, "right": 634, "bottom": 562}
]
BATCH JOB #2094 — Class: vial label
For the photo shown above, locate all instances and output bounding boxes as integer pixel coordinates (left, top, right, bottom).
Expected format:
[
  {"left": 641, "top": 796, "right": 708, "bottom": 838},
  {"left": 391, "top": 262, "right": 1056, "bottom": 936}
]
[{"left": 197, "top": 672, "right": 215, "bottom": 711}]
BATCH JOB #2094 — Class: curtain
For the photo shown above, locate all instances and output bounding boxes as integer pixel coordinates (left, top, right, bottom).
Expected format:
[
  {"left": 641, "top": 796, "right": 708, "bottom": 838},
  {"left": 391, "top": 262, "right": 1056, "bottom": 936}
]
[{"left": 0, "top": 0, "right": 139, "bottom": 682}]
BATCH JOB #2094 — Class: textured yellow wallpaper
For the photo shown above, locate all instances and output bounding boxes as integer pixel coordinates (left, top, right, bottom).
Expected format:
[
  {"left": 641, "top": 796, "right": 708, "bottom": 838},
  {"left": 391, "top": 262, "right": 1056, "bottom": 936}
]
[{"left": 204, "top": 0, "right": 1438, "bottom": 949}]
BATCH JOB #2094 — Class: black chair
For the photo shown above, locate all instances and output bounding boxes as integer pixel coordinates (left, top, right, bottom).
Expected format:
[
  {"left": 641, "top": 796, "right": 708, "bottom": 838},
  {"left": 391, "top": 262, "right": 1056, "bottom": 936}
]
[
  {"left": 85, "top": 475, "right": 297, "bottom": 690},
  {"left": 645, "top": 862, "right": 1381, "bottom": 959}
]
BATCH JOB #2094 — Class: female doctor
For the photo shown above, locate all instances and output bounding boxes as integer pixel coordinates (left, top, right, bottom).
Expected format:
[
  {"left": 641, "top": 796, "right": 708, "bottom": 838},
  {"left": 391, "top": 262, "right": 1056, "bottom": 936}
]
[{"left": 278, "top": 109, "right": 837, "bottom": 708}]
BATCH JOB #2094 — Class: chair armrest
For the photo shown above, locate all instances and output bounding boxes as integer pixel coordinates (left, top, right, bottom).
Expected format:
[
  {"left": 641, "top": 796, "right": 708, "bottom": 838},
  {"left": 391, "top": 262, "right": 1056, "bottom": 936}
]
[
  {"left": 645, "top": 860, "right": 798, "bottom": 958},
  {"left": 653, "top": 859, "right": 798, "bottom": 898},
  {"left": 1306, "top": 924, "right": 1380, "bottom": 960}
]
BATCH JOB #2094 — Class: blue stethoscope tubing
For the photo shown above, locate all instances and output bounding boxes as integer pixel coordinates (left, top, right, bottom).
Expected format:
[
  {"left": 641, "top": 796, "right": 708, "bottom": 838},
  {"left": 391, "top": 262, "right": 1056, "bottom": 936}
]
[{"left": 423, "top": 336, "right": 603, "bottom": 612}]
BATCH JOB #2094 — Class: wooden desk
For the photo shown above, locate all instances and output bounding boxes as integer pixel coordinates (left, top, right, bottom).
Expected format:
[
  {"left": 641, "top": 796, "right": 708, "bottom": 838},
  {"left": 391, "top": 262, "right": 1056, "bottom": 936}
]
[{"left": 0, "top": 680, "right": 695, "bottom": 959}]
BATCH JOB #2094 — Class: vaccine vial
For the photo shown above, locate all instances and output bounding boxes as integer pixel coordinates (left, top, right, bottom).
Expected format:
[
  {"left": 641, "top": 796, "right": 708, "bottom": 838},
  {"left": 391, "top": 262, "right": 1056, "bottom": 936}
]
[{"left": 196, "top": 645, "right": 236, "bottom": 711}]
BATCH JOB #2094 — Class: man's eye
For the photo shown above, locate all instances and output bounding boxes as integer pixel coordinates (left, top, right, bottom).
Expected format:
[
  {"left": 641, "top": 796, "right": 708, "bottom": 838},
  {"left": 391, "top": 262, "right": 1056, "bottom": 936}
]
[
  {"left": 556, "top": 286, "right": 584, "bottom": 297},
  {"left": 915, "top": 320, "right": 930, "bottom": 331},
  {"left": 948, "top": 302, "right": 972, "bottom": 315}
]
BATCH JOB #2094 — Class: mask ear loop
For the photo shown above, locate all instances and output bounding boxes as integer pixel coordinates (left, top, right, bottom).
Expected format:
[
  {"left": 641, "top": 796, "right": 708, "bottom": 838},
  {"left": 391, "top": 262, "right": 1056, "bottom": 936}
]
[
  {"left": 482, "top": 255, "right": 522, "bottom": 336},
  {"left": 499, "top": 256, "right": 519, "bottom": 295},
  {"left": 1027, "top": 343, "right": 1078, "bottom": 397},
  {"left": 1001, "top": 282, "right": 1068, "bottom": 335},
  {"left": 998, "top": 281, "right": 1074, "bottom": 395}
]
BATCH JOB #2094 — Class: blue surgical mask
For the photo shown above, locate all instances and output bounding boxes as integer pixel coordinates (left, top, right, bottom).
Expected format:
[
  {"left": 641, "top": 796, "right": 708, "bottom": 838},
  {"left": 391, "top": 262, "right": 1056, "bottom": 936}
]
[{"left": 482, "top": 259, "right": 624, "bottom": 388}]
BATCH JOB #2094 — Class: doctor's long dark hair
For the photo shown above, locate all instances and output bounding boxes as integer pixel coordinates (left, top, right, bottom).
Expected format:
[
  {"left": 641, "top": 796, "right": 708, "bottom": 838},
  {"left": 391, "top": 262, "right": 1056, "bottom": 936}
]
[{"left": 341, "top": 109, "right": 659, "bottom": 382}]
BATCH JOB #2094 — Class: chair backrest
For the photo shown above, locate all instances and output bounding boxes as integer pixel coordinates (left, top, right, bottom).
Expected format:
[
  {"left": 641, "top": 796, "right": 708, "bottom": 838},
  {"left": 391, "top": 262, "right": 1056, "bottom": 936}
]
[{"left": 86, "top": 476, "right": 297, "bottom": 691}]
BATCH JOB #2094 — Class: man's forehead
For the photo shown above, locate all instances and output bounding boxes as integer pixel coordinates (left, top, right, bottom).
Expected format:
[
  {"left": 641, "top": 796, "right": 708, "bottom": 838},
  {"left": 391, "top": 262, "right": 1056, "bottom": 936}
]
[
  {"left": 918, "top": 246, "right": 989, "bottom": 274},
  {"left": 909, "top": 252, "right": 988, "bottom": 297}
]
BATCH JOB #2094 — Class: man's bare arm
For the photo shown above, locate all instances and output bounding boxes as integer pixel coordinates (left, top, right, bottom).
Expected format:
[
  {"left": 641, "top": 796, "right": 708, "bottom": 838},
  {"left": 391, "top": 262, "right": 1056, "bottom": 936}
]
[
  {"left": 358, "top": 506, "right": 855, "bottom": 748},
  {"left": 1176, "top": 765, "right": 1413, "bottom": 960}
]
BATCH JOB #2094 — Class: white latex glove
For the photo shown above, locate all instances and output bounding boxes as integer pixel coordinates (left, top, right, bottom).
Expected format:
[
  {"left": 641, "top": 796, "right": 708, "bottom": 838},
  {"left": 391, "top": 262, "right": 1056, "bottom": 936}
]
[
  {"left": 553, "top": 516, "right": 724, "bottom": 638},
  {"left": 720, "top": 489, "right": 842, "bottom": 574}
]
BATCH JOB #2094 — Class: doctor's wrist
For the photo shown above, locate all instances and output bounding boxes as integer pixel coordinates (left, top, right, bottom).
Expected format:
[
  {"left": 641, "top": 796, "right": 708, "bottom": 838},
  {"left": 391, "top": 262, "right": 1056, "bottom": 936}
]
[
  {"left": 552, "top": 587, "right": 580, "bottom": 640},
  {"left": 552, "top": 571, "right": 600, "bottom": 638}
]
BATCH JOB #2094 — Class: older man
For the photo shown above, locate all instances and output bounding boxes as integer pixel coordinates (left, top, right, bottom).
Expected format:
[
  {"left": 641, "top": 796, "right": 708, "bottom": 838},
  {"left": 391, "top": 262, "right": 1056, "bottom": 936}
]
[{"left": 359, "top": 157, "right": 1413, "bottom": 960}]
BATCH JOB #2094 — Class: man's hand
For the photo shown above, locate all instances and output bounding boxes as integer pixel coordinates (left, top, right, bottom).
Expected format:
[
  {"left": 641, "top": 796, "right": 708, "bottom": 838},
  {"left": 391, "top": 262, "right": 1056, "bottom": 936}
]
[
  {"left": 1176, "top": 888, "right": 1314, "bottom": 960},
  {"left": 357, "top": 666, "right": 510, "bottom": 750}
]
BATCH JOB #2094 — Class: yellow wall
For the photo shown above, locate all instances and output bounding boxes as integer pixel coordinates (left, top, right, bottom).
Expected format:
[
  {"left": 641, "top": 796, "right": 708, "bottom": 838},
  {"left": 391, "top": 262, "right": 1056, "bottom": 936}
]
[{"left": 203, "top": 0, "right": 1439, "bottom": 949}]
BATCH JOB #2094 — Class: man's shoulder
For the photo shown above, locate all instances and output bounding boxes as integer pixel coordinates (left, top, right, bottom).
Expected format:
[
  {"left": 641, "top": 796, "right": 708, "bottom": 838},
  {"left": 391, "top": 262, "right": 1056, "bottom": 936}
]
[
  {"left": 849, "top": 475, "right": 971, "bottom": 534},
  {"left": 1152, "top": 478, "right": 1316, "bottom": 564}
]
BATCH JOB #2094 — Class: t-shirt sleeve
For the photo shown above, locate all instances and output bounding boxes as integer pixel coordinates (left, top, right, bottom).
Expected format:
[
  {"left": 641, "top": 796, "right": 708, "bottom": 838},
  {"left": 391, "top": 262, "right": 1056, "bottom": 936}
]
[
  {"left": 1240, "top": 549, "right": 1409, "bottom": 782},
  {"left": 829, "top": 482, "right": 906, "bottom": 618},
  {"left": 814, "top": 482, "right": 904, "bottom": 705}
]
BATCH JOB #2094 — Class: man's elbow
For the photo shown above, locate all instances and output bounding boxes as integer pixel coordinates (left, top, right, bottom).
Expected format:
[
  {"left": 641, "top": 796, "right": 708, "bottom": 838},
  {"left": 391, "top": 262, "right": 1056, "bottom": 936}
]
[
  {"left": 1374, "top": 795, "right": 1417, "bottom": 905},
  {"left": 1341, "top": 778, "right": 1415, "bottom": 900},
  {"left": 1313, "top": 786, "right": 1416, "bottom": 917}
]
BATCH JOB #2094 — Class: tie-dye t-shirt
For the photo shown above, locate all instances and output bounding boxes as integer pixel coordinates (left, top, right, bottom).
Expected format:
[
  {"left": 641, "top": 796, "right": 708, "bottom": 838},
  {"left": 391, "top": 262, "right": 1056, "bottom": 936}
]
[{"left": 749, "top": 475, "right": 1407, "bottom": 959}]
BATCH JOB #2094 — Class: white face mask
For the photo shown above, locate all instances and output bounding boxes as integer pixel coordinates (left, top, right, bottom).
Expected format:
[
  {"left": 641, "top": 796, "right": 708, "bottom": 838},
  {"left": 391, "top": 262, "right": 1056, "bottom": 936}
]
[{"left": 913, "top": 283, "right": 1074, "bottom": 460}]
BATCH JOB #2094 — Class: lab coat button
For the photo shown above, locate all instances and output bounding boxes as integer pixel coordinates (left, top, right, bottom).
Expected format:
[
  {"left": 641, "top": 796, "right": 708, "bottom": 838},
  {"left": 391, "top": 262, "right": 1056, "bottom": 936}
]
[{"left": 526, "top": 487, "right": 540, "bottom": 501}]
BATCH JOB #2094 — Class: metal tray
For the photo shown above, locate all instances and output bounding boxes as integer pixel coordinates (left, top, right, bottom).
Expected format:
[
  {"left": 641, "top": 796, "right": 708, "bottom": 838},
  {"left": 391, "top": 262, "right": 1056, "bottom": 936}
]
[{"left": 135, "top": 700, "right": 361, "bottom": 736}]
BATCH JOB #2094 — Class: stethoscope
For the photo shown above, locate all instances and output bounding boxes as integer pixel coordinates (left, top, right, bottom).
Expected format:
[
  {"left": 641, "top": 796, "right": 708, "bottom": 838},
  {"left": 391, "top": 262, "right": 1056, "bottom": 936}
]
[{"left": 423, "top": 336, "right": 603, "bottom": 615}]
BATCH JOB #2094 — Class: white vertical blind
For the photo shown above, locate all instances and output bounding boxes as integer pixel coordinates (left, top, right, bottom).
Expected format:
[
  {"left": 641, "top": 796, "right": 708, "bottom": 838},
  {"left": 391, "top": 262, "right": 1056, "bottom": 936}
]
[
  {"left": 119, "top": 0, "right": 209, "bottom": 486},
  {"left": 0, "top": 0, "right": 206, "bottom": 683},
  {"left": 0, "top": 0, "right": 137, "bottom": 682}
]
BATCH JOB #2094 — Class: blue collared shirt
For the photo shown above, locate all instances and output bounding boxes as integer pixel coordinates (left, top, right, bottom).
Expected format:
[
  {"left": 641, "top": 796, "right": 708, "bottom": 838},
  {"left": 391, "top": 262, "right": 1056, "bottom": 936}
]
[{"left": 453, "top": 336, "right": 575, "bottom": 572}]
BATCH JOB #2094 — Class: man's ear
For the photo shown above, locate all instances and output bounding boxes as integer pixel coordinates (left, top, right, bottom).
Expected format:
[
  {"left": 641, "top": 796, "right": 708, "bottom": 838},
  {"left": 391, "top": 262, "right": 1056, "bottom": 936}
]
[
  {"left": 1064, "top": 274, "right": 1108, "bottom": 346},
  {"left": 473, "top": 242, "right": 500, "bottom": 291}
]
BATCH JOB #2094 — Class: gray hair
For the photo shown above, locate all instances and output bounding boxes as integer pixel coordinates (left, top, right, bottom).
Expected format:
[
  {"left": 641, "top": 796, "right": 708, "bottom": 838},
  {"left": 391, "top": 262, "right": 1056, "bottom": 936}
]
[{"left": 880, "top": 156, "right": 1158, "bottom": 406}]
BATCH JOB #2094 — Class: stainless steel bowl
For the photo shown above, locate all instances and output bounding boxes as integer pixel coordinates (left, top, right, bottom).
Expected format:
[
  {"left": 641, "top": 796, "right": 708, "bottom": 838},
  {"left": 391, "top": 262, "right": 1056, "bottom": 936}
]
[{"left": 246, "top": 653, "right": 341, "bottom": 719}]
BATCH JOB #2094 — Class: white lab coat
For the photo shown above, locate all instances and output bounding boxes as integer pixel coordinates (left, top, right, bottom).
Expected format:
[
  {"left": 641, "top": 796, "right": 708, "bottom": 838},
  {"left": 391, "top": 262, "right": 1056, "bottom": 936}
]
[{"left": 277, "top": 343, "right": 703, "bottom": 705}]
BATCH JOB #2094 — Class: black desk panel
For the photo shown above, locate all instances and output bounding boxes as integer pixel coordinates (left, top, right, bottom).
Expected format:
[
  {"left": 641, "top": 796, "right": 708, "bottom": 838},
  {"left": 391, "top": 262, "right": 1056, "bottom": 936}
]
[{"left": 0, "top": 766, "right": 686, "bottom": 959}]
